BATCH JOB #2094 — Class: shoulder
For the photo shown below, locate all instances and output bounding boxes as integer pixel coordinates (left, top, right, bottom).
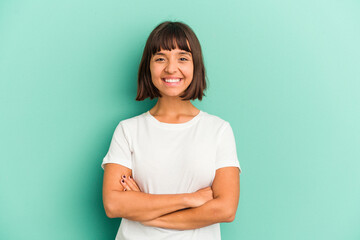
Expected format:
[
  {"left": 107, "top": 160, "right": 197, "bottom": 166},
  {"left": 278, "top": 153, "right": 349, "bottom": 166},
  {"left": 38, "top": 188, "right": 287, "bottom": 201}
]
[
  {"left": 112, "top": 112, "right": 148, "bottom": 136},
  {"left": 200, "top": 110, "right": 231, "bottom": 132},
  {"left": 201, "top": 110, "right": 230, "bottom": 127},
  {"left": 111, "top": 112, "right": 147, "bottom": 148},
  {"left": 118, "top": 112, "right": 146, "bottom": 128}
]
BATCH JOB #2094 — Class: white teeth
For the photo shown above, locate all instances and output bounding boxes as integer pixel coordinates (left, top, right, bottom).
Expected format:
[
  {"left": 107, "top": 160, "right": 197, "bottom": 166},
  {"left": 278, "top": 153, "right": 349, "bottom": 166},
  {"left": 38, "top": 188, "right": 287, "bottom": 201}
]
[{"left": 164, "top": 79, "right": 181, "bottom": 83}]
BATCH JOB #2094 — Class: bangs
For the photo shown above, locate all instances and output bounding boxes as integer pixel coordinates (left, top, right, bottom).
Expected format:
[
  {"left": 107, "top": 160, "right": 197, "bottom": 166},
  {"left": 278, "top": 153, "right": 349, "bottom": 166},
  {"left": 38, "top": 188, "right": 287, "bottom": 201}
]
[{"left": 151, "top": 25, "right": 191, "bottom": 55}]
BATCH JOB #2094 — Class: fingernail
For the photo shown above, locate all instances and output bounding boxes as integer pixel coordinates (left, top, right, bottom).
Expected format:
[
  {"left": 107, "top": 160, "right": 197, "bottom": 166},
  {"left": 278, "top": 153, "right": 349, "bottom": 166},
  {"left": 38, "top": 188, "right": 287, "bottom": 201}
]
[
  {"left": 129, "top": 176, "right": 132, "bottom": 179},
  {"left": 122, "top": 175, "right": 126, "bottom": 179},
  {"left": 124, "top": 189, "right": 127, "bottom": 191},
  {"left": 121, "top": 179, "right": 124, "bottom": 183}
]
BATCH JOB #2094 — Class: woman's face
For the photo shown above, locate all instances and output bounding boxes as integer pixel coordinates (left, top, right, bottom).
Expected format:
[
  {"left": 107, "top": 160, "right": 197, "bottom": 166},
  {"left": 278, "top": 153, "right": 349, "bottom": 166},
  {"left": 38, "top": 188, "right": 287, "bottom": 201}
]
[{"left": 149, "top": 46, "right": 194, "bottom": 98}]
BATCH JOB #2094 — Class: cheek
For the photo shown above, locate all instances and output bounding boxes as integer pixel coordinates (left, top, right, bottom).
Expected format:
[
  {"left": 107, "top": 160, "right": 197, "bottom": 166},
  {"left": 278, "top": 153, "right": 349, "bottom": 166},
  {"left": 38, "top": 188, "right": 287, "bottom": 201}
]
[
  {"left": 180, "top": 63, "right": 194, "bottom": 76},
  {"left": 150, "top": 64, "right": 163, "bottom": 76},
  {"left": 149, "top": 67, "right": 159, "bottom": 79},
  {"left": 187, "top": 66, "right": 194, "bottom": 78}
]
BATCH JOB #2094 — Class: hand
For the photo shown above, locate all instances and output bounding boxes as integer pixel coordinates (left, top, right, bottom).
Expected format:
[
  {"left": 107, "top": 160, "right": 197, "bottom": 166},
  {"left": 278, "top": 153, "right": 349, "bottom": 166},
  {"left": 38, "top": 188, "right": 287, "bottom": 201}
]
[
  {"left": 141, "top": 187, "right": 214, "bottom": 228},
  {"left": 141, "top": 218, "right": 159, "bottom": 227},
  {"left": 120, "top": 175, "right": 141, "bottom": 192},
  {"left": 140, "top": 186, "right": 213, "bottom": 227},
  {"left": 188, "top": 186, "right": 214, "bottom": 208}
]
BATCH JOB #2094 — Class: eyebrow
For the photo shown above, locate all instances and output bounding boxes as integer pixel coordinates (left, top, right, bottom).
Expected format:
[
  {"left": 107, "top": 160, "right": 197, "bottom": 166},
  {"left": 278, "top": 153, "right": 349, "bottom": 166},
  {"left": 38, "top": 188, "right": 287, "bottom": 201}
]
[
  {"left": 154, "top": 51, "right": 192, "bottom": 56},
  {"left": 179, "top": 51, "right": 192, "bottom": 56}
]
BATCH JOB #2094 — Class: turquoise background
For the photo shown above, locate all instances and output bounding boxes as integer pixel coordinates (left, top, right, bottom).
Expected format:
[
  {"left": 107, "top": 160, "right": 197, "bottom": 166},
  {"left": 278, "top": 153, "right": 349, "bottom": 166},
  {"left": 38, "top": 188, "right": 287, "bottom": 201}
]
[{"left": 1, "top": 0, "right": 359, "bottom": 239}]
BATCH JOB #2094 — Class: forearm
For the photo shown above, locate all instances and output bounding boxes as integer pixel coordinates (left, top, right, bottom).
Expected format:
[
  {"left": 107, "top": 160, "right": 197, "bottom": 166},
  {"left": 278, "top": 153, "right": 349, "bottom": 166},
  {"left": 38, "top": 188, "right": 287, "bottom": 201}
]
[
  {"left": 142, "top": 197, "right": 234, "bottom": 230},
  {"left": 104, "top": 190, "right": 191, "bottom": 221}
]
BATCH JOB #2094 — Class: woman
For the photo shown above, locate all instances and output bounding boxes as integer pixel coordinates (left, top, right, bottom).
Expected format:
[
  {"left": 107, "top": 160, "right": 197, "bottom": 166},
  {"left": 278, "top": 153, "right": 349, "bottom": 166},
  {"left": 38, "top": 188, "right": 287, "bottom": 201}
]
[{"left": 102, "top": 21, "right": 242, "bottom": 240}]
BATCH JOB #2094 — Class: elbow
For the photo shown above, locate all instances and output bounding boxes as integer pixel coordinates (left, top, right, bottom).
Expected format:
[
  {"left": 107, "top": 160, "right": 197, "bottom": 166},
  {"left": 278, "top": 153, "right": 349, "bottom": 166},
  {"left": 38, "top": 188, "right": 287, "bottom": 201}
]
[
  {"left": 224, "top": 211, "right": 236, "bottom": 222},
  {"left": 103, "top": 200, "right": 123, "bottom": 219},
  {"left": 103, "top": 200, "right": 151, "bottom": 221},
  {"left": 104, "top": 202, "right": 116, "bottom": 218},
  {"left": 103, "top": 191, "right": 128, "bottom": 219},
  {"left": 105, "top": 209, "right": 116, "bottom": 219},
  {"left": 212, "top": 199, "right": 237, "bottom": 223},
  {"left": 212, "top": 204, "right": 236, "bottom": 223},
  {"left": 106, "top": 212, "right": 116, "bottom": 219},
  {"left": 221, "top": 208, "right": 237, "bottom": 223}
]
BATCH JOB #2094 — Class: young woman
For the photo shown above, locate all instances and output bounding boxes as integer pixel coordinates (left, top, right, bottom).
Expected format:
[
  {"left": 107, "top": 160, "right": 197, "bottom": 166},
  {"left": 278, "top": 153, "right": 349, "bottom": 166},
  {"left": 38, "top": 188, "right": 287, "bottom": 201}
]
[{"left": 102, "top": 21, "right": 242, "bottom": 240}]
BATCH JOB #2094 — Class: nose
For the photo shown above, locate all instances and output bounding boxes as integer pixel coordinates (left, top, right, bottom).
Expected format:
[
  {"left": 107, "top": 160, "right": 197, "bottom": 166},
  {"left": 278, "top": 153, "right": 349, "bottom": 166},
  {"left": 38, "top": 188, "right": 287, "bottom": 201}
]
[{"left": 164, "top": 59, "right": 178, "bottom": 73}]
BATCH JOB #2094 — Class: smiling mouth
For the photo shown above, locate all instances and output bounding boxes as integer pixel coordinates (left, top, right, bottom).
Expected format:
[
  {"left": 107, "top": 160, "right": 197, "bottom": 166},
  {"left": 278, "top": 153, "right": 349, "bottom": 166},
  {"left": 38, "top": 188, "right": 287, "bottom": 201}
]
[
  {"left": 161, "top": 78, "right": 183, "bottom": 86},
  {"left": 161, "top": 78, "right": 182, "bottom": 83}
]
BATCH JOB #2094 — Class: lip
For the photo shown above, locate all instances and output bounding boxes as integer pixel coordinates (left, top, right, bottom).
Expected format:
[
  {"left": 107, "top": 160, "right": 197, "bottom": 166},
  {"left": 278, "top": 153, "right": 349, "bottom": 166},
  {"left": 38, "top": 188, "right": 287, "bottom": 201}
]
[
  {"left": 162, "top": 76, "right": 182, "bottom": 79},
  {"left": 161, "top": 78, "right": 183, "bottom": 86}
]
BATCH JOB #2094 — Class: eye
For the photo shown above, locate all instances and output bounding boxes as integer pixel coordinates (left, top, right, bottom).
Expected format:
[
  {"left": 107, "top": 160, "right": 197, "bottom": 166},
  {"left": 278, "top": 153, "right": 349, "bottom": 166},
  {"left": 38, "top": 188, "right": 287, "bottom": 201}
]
[
  {"left": 155, "top": 58, "right": 165, "bottom": 62},
  {"left": 180, "top": 57, "right": 188, "bottom": 61}
]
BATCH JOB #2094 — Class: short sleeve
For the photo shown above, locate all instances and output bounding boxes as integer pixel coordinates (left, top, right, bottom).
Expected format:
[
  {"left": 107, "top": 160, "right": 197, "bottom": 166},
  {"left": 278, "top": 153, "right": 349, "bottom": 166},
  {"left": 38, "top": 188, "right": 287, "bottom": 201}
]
[
  {"left": 101, "top": 121, "right": 132, "bottom": 170},
  {"left": 215, "top": 121, "right": 242, "bottom": 174}
]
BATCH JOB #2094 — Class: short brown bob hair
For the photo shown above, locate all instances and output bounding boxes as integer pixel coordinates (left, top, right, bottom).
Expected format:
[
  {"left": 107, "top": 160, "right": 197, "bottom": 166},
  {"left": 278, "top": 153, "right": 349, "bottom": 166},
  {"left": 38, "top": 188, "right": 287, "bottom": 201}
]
[{"left": 136, "top": 21, "right": 207, "bottom": 101}]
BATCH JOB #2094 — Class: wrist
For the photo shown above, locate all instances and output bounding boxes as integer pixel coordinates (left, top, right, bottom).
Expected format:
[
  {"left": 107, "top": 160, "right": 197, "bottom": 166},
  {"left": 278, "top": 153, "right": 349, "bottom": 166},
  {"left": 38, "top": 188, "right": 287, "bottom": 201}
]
[{"left": 183, "top": 193, "right": 195, "bottom": 208}]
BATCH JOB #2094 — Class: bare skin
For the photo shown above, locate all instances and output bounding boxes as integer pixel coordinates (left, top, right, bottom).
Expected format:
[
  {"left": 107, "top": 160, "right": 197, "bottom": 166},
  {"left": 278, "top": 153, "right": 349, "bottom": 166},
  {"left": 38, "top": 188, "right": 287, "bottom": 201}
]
[
  {"left": 119, "top": 167, "right": 240, "bottom": 230},
  {"left": 149, "top": 46, "right": 200, "bottom": 123},
  {"left": 120, "top": 174, "right": 213, "bottom": 208},
  {"left": 102, "top": 163, "right": 214, "bottom": 222}
]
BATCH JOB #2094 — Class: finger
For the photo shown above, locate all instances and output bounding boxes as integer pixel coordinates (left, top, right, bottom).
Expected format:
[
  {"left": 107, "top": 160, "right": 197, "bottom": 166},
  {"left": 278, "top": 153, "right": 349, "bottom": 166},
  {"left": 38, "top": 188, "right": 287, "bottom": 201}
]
[
  {"left": 121, "top": 176, "right": 139, "bottom": 191},
  {"left": 122, "top": 176, "right": 140, "bottom": 192},
  {"left": 120, "top": 178, "right": 131, "bottom": 191},
  {"left": 126, "top": 176, "right": 141, "bottom": 192}
]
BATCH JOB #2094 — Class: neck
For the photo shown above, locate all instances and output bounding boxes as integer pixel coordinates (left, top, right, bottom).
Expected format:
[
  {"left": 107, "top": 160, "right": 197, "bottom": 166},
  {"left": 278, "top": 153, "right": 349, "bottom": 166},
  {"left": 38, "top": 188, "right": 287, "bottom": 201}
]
[{"left": 150, "top": 96, "right": 199, "bottom": 117}]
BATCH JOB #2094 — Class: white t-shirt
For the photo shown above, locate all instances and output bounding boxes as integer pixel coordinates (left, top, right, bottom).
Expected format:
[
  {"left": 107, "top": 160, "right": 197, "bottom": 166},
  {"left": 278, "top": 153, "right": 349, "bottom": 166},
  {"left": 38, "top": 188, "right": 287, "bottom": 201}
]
[{"left": 101, "top": 110, "right": 242, "bottom": 240}]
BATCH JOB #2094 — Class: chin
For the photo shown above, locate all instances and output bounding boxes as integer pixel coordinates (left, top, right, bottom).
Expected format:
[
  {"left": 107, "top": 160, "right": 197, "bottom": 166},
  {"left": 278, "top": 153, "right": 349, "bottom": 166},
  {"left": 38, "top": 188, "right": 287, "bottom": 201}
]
[{"left": 160, "top": 92, "right": 185, "bottom": 98}]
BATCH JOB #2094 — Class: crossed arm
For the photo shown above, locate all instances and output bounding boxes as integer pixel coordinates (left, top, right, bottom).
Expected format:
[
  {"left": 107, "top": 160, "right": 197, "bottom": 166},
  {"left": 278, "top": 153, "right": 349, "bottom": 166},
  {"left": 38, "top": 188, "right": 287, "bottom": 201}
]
[{"left": 102, "top": 163, "right": 240, "bottom": 230}]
